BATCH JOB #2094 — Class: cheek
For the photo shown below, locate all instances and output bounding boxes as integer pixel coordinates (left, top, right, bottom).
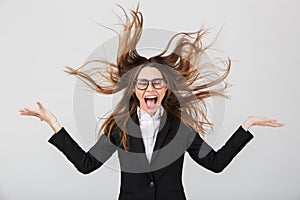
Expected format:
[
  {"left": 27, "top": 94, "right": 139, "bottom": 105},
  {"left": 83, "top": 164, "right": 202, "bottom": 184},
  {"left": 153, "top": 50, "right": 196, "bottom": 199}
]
[
  {"left": 159, "top": 89, "right": 167, "bottom": 100},
  {"left": 134, "top": 91, "right": 144, "bottom": 102}
]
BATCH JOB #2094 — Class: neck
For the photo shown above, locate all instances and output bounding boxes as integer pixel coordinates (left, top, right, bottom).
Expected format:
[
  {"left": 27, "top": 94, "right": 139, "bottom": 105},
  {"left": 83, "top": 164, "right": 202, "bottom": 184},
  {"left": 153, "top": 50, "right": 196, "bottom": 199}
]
[{"left": 138, "top": 105, "right": 161, "bottom": 117}]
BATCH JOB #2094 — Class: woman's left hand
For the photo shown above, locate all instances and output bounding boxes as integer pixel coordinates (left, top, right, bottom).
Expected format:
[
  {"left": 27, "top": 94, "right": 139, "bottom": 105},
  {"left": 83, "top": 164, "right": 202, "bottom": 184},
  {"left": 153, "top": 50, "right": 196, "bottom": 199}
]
[{"left": 242, "top": 116, "right": 285, "bottom": 131}]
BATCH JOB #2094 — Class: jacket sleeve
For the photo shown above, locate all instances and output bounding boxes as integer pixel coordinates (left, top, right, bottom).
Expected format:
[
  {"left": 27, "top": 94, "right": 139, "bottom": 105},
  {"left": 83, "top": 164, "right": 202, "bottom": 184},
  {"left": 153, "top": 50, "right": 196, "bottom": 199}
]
[
  {"left": 48, "top": 127, "right": 117, "bottom": 174},
  {"left": 186, "top": 125, "right": 253, "bottom": 173}
]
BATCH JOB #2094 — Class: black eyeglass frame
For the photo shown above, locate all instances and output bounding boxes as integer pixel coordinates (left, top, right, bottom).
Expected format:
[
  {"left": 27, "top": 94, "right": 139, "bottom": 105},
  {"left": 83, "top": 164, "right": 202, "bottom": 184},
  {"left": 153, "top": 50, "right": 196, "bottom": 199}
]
[{"left": 134, "top": 78, "right": 167, "bottom": 90}]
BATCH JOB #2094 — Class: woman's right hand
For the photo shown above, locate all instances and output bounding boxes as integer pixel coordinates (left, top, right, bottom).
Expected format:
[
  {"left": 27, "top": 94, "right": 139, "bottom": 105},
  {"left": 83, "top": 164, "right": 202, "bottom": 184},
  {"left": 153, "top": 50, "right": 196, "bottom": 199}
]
[{"left": 19, "top": 101, "right": 62, "bottom": 133}]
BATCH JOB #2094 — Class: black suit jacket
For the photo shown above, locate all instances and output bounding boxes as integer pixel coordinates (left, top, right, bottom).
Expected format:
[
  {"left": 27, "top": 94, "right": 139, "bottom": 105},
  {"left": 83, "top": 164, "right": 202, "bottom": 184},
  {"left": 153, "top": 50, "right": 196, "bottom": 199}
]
[{"left": 48, "top": 110, "right": 253, "bottom": 200}]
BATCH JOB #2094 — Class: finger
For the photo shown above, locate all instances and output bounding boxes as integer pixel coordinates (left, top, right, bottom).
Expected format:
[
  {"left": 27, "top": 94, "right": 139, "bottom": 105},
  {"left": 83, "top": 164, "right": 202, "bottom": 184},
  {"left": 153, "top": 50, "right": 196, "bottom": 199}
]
[
  {"left": 19, "top": 108, "right": 38, "bottom": 116},
  {"left": 19, "top": 107, "right": 30, "bottom": 111},
  {"left": 19, "top": 108, "right": 32, "bottom": 115},
  {"left": 24, "top": 108, "right": 35, "bottom": 114},
  {"left": 269, "top": 119, "right": 277, "bottom": 122},
  {"left": 19, "top": 109, "right": 28, "bottom": 114},
  {"left": 274, "top": 122, "right": 285, "bottom": 127},
  {"left": 260, "top": 119, "right": 278, "bottom": 126},
  {"left": 37, "top": 101, "right": 44, "bottom": 110},
  {"left": 266, "top": 122, "right": 285, "bottom": 127},
  {"left": 267, "top": 119, "right": 284, "bottom": 126},
  {"left": 22, "top": 107, "right": 34, "bottom": 112},
  {"left": 19, "top": 108, "right": 26, "bottom": 113},
  {"left": 263, "top": 118, "right": 277, "bottom": 122},
  {"left": 19, "top": 110, "right": 28, "bottom": 115},
  {"left": 19, "top": 111, "right": 33, "bottom": 116}
]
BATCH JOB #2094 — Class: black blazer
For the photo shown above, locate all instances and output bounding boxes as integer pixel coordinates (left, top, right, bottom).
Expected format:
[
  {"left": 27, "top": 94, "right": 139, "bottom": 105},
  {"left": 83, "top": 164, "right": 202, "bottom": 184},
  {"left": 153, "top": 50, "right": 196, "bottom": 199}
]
[{"left": 48, "top": 110, "right": 253, "bottom": 200}]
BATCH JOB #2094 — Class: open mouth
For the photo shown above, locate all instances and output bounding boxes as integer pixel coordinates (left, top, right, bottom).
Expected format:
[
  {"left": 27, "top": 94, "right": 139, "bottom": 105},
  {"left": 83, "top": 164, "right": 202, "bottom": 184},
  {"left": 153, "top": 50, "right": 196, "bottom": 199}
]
[{"left": 144, "top": 95, "right": 158, "bottom": 109}]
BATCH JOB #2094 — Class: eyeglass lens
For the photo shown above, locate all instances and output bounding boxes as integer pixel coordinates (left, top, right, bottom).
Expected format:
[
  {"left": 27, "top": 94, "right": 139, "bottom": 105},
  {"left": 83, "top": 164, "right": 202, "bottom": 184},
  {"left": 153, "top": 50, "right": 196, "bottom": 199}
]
[{"left": 136, "top": 79, "right": 165, "bottom": 90}]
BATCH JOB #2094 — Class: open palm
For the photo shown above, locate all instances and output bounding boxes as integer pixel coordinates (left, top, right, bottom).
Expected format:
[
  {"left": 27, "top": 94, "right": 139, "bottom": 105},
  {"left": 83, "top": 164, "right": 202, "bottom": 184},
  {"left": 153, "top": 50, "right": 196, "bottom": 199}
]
[
  {"left": 242, "top": 116, "right": 285, "bottom": 131},
  {"left": 19, "top": 101, "right": 57, "bottom": 124}
]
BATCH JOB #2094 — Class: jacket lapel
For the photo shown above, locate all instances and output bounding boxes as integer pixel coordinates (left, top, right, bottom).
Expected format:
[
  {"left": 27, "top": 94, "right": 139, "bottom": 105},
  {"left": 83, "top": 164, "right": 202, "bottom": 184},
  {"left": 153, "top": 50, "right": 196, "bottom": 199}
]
[
  {"left": 150, "top": 110, "right": 169, "bottom": 161},
  {"left": 127, "top": 111, "right": 172, "bottom": 180},
  {"left": 127, "top": 111, "right": 144, "bottom": 153},
  {"left": 129, "top": 110, "right": 170, "bottom": 149},
  {"left": 149, "top": 111, "right": 177, "bottom": 180},
  {"left": 126, "top": 111, "right": 149, "bottom": 169}
]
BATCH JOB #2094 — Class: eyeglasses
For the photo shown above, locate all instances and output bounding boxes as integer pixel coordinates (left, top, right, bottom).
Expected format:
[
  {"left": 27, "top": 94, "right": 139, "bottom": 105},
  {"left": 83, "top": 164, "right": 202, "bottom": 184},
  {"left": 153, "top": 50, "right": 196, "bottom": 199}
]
[{"left": 134, "top": 78, "right": 167, "bottom": 90}]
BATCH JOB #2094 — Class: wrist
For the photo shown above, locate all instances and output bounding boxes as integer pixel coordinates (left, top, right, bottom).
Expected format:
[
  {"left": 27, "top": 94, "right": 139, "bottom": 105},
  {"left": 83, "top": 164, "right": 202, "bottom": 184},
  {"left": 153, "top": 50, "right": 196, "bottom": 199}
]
[
  {"left": 242, "top": 124, "right": 250, "bottom": 131},
  {"left": 49, "top": 121, "right": 62, "bottom": 133},
  {"left": 242, "top": 117, "right": 253, "bottom": 131}
]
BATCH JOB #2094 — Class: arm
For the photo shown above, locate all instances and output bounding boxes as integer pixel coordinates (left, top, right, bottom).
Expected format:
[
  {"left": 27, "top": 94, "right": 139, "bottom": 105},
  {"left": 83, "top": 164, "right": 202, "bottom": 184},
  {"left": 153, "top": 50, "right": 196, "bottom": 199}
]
[
  {"left": 48, "top": 127, "right": 116, "bottom": 174},
  {"left": 19, "top": 101, "right": 116, "bottom": 175},
  {"left": 187, "top": 125, "right": 253, "bottom": 173},
  {"left": 186, "top": 116, "right": 284, "bottom": 173}
]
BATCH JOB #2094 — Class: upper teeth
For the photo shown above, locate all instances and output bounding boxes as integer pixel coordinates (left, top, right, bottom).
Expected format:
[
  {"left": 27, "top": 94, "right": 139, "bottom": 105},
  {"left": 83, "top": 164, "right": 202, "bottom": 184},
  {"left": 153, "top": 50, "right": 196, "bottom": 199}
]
[{"left": 145, "top": 96, "right": 157, "bottom": 98}]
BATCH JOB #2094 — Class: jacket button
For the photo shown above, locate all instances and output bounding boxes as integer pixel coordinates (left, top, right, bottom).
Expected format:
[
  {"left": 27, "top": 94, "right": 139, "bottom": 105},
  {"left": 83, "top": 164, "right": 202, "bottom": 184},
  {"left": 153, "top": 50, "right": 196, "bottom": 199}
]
[{"left": 149, "top": 181, "right": 155, "bottom": 187}]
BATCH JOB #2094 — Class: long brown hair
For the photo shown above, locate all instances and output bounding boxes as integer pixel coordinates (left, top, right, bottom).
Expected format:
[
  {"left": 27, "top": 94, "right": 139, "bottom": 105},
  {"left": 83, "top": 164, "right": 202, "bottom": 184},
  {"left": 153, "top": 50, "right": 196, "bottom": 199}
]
[{"left": 64, "top": 4, "right": 231, "bottom": 151}]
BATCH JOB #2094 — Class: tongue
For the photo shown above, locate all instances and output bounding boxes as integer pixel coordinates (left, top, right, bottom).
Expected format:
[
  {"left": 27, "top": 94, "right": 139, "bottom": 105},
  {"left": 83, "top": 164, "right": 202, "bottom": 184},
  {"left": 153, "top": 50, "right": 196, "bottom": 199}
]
[{"left": 146, "top": 99, "right": 156, "bottom": 109}]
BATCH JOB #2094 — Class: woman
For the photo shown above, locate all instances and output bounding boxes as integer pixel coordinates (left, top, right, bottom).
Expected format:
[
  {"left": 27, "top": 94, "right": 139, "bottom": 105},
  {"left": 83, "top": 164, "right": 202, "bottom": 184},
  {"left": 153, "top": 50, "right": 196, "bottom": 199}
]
[{"left": 19, "top": 4, "right": 284, "bottom": 200}]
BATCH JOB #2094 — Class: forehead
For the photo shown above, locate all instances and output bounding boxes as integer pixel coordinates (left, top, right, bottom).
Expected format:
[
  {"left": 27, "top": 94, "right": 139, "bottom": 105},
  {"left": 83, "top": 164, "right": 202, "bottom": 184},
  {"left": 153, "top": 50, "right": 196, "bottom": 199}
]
[{"left": 137, "top": 66, "right": 163, "bottom": 79}]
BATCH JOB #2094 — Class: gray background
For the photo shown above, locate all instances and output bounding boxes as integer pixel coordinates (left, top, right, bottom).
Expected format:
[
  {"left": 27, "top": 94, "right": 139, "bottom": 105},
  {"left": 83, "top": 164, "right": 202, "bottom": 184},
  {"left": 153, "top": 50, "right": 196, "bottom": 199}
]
[{"left": 1, "top": 0, "right": 299, "bottom": 199}]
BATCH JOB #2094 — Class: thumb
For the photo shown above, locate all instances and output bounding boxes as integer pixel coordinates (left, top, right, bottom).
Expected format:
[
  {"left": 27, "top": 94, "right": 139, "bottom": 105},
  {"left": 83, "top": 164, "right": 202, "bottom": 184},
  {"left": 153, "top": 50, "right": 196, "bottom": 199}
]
[{"left": 36, "top": 101, "right": 44, "bottom": 110}]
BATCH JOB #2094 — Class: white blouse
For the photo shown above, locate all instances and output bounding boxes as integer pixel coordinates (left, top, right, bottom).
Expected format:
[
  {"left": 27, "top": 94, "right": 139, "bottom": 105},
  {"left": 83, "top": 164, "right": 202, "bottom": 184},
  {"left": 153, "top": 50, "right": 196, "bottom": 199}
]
[{"left": 137, "top": 106, "right": 164, "bottom": 163}]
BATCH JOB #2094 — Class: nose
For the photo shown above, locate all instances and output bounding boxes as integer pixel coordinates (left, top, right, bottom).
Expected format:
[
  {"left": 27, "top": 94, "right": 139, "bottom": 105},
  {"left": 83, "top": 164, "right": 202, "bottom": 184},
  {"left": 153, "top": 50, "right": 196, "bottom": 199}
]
[{"left": 146, "top": 82, "right": 155, "bottom": 91}]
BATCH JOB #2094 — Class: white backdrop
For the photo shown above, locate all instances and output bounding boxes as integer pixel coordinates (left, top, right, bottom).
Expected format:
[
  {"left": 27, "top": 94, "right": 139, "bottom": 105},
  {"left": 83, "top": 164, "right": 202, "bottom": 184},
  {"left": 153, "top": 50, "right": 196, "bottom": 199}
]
[{"left": 1, "top": 0, "right": 299, "bottom": 199}]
